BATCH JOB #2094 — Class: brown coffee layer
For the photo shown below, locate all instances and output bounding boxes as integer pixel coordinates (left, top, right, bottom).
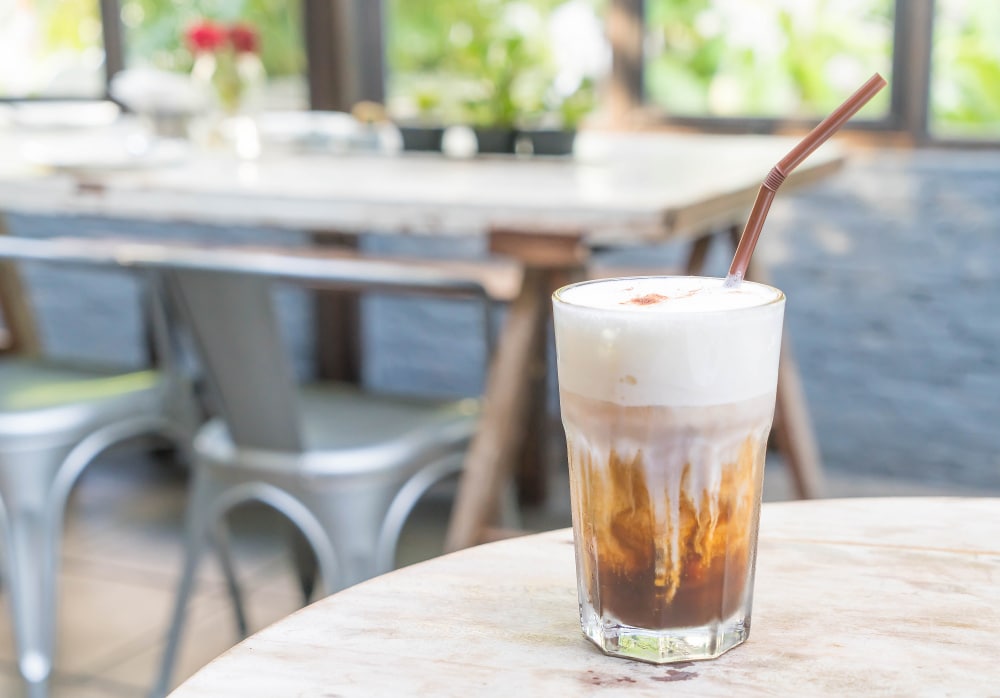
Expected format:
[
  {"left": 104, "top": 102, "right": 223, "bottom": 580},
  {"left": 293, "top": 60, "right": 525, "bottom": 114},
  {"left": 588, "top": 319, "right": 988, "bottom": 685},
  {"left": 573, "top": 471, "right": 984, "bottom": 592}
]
[{"left": 564, "top": 395, "right": 769, "bottom": 630}]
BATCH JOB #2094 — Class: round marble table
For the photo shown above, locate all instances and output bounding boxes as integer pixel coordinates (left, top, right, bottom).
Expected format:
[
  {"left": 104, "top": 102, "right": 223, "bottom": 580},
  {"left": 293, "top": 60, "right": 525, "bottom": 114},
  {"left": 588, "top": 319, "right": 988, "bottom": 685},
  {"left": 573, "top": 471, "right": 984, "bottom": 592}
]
[{"left": 170, "top": 498, "right": 1000, "bottom": 696}]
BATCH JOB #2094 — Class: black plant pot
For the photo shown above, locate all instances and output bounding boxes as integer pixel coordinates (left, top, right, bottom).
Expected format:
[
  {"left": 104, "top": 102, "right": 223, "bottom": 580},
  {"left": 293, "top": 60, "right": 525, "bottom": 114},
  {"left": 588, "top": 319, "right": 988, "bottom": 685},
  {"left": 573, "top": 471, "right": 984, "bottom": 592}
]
[
  {"left": 398, "top": 125, "right": 445, "bottom": 152},
  {"left": 525, "top": 129, "right": 576, "bottom": 156},
  {"left": 473, "top": 127, "right": 517, "bottom": 155}
]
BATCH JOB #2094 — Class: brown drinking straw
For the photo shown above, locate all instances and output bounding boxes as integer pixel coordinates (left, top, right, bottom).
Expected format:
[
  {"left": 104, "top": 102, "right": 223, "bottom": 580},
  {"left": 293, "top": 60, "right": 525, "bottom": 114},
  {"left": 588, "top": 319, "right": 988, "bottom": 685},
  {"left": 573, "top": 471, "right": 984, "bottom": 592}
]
[{"left": 725, "top": 73, "right": 887, "bottom": 286}]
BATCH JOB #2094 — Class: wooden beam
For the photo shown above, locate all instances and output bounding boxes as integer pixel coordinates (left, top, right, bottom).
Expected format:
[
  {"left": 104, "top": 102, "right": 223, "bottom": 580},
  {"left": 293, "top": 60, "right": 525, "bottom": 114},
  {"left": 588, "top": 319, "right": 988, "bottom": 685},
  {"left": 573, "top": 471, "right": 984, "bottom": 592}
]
[
  {"left": 304, "top": 0, "right": 384, "bottom": 111},
  {"left": 607, "top": 0, "right": 645, "bottom": 125},
  {"left": 489, "top": 227, "right": 587, "bottom": 268}
]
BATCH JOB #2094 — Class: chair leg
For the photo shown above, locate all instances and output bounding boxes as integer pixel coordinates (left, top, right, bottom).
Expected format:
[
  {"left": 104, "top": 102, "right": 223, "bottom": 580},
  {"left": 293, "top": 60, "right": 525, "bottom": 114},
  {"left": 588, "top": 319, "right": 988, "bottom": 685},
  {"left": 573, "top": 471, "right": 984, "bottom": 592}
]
[
  {"left": 376, "top": 455, "right": 465, "bottom": 575},
  {"left": 210, "top": 517, "right": 248, "bottom": 638},
  {"left": 303, "top": 484, "right": 399, "bottom": 593},
  {"left": 0, "top": 500, "right": 61, "bottom": 694},
  {"left": 288, "top": 525, "right": 318, "bottom": 604},
  {"left": 242, "top": 485, "right": 340, "bottom": 598},
  {"left": 0, "top": 445, "right": 73, "bottom": 698},
  {"left": 152, "top": 470, "right": 214, "bottom": 698}
]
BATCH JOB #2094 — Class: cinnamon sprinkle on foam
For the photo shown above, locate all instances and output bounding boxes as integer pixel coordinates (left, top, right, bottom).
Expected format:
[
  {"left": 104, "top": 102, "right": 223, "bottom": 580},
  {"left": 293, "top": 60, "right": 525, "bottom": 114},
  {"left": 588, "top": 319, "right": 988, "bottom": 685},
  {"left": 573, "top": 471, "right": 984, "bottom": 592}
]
[
  {"left": 621, "top": 289, "right": 701, "bottom": 306},
  {"left": 622, "top": 293, "right": 669, "bottom": 306}
]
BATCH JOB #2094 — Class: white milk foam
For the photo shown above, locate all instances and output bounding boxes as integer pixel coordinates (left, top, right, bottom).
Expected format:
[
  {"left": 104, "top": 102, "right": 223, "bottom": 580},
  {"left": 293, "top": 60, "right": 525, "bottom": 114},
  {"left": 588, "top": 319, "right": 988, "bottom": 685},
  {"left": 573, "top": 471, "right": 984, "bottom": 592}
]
[{"left": 554, "top": 277, "right": 785, "bottom": 407}]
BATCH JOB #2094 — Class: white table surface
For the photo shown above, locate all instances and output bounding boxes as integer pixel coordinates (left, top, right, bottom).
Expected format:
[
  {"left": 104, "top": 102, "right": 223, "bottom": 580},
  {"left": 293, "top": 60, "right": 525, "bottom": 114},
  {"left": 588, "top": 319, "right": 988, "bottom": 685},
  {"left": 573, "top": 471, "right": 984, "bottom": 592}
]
[
  {"left": 0, "top": 128, "right": 842, "bottom": 245},
  {"left": 170, "top": 497, "right": 1000, "bottom": 697}
]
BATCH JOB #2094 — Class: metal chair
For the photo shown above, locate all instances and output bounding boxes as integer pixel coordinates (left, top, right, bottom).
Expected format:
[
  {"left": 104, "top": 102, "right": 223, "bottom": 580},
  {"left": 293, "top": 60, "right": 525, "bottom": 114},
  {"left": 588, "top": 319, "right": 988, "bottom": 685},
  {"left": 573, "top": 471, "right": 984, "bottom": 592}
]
[
  {"left": 0, "top": 236, "right": 198, "bottom": 697},
  {"left": 81, "top": 242, "right": 492, "bottom": 697}
]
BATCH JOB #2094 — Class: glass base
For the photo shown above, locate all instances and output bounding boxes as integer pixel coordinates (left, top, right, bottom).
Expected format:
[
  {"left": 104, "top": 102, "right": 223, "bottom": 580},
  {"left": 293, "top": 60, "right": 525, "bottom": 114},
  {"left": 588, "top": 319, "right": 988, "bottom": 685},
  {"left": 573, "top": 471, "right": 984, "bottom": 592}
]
[{"left": 581, "top": 609, "right": 750, "bottom": 664}]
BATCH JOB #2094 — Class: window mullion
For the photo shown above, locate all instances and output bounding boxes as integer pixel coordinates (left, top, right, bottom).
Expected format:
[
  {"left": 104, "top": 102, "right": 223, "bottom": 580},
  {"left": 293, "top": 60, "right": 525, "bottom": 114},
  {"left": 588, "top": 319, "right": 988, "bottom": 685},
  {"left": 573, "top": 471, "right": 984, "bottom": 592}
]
[
  {"left": 608, "top": 0, "right": 645, "bottom": 126},
  {"left": 891, "top": 0, "right": 934, "bottom": 143},
  {"left": 304, "top": 0, "right": 384, "bottom": 112},
  {"left": 99, "top": 0, "right": 125, "bottom": 95}
]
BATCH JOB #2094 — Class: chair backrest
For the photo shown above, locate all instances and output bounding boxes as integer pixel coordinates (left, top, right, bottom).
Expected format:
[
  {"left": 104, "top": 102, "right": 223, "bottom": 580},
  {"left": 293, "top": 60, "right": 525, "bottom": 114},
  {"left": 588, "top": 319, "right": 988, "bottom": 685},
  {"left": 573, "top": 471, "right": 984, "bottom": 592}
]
[
  {"left": 166, "top": 267, "right": 304, "bottom": 452},
  {"left": 0, "top": 236, "right": 491, "bottom": 454}
]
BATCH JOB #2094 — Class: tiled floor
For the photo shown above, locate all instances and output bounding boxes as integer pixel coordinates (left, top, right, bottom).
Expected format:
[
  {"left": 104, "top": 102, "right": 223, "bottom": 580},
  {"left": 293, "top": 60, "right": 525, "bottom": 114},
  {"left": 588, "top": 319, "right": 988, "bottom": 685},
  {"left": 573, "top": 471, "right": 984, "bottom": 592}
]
[{"left": 0, "top": 442, "right": 995, "bottom": 697}]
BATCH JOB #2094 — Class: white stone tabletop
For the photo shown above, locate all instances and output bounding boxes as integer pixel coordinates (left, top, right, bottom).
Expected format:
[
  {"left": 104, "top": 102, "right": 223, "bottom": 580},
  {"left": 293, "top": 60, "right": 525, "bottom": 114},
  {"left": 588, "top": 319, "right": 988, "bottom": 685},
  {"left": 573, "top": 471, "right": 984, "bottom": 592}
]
[
  {"left": 170, "top": 497, "right": 1000, "bottom": 697},
  {"left": 0, "top": 128, "right": 842, "bottom": 245}
]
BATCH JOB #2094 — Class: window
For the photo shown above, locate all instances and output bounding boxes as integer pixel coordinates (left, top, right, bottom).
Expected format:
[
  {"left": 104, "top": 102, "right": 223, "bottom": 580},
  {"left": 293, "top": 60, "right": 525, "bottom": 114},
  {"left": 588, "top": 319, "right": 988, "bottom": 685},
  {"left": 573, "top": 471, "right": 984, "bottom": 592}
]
[
  {"left": 384, "top": 0, "right": 609, "bottom": 127},
  {"left": 0, "top": 0, "right": 106, "bottom": 98},
  {"left": 13, "top": 0, "right": 1000, "bottom": 143},
  {"left": 930, "top": 0, "right": 1000, "bottom": 138},
  {"left": 643, "top": 0, "right": 894, "bottom": 119}
]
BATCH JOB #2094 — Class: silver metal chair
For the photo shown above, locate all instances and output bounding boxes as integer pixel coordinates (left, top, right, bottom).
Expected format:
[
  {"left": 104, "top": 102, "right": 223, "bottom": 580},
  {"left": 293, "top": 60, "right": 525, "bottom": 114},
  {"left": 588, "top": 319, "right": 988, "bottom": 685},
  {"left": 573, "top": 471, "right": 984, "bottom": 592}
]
[
  {"left": 81, "top": 243, "right": 491, "bottom": 697},
  {"left": 0, "top": 236, "right": 198, "bottom": 697}
]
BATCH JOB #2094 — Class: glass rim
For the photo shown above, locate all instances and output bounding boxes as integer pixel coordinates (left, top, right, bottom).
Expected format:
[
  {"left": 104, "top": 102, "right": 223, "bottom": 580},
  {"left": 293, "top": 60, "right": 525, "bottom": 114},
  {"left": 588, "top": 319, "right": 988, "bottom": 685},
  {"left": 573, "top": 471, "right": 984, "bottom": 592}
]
[{"left": 552, "top": 275, "right": 785, "bottom": 313}]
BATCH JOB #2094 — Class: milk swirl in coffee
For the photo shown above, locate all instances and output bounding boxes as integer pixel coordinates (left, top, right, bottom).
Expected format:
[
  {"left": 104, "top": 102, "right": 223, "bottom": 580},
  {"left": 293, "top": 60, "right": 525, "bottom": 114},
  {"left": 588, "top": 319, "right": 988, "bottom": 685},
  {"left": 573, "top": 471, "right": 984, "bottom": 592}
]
[{"left": 553, "top": 276, "right": 785, "bottom": 662}]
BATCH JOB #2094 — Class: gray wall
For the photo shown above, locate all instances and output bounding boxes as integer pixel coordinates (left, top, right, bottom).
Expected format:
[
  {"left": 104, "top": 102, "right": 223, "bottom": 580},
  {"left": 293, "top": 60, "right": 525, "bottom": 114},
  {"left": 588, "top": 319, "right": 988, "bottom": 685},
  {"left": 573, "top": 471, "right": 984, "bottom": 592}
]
[{"left": 598, "top": 148, "right": 1000, "bottom": 489}]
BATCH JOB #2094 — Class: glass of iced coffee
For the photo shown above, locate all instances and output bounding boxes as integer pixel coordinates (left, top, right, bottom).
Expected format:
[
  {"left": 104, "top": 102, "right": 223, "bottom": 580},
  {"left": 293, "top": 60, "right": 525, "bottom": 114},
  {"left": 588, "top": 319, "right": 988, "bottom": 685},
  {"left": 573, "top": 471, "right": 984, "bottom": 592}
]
[{"left": 553, "top": 276, "right": 785, "bottom": 664}]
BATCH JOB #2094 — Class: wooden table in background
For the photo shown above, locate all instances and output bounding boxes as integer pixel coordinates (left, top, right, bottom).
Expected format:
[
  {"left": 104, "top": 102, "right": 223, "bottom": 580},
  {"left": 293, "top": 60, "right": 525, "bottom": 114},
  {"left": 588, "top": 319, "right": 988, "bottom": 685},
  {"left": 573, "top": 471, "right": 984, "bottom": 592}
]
[
  {"left": 0, "top": 129, "right": 843, "bottom": 548},
  {"left": 168, "top": 497, "right": 1000, "bottom": 697}
]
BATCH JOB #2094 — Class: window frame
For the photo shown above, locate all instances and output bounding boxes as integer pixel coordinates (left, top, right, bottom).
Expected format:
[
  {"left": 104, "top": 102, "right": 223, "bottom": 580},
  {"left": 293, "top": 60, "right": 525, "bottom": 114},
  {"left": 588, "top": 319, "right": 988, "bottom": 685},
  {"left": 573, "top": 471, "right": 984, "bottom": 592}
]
[
  {"left": 100, "top": 0, "right": 125, "bottom": 85},
  {"left": 610, "top": 0, "right": 935, "bottom": 142},
  {"left": 18, "top": 0, "right": 998, "bottom": 146}
]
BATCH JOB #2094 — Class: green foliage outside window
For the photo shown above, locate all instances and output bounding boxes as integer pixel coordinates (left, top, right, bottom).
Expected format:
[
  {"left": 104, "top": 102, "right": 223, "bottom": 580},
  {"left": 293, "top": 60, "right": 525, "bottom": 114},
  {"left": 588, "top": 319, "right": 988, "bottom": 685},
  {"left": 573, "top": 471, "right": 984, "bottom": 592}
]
[
  {"left": 386, "top": 0, "right": 605, "bottom": 127},
  {"left": 644, "top": 0, "right": 894, "bottom": 118},
  {"left": 9, "top": 0, "right": 1000, "bottom": 138},
  {"left": 931, "top": 0, "right": 1000, "bottom": 137}
]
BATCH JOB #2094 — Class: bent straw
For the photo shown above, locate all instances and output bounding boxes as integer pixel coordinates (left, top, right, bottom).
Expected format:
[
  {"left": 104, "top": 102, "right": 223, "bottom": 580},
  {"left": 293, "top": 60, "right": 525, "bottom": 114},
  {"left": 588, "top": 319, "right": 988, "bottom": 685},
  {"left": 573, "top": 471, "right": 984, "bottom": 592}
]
[{"left": 725, "top": 73, "right": 888, "bottom": 286}]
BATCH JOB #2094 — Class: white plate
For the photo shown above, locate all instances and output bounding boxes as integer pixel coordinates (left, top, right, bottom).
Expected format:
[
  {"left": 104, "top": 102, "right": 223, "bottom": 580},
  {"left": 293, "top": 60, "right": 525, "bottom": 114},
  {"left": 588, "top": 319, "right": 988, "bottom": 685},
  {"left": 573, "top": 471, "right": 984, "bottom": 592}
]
[
  {"left": 255, "top": 110, "right": 364, "bottom": 149},
  {"left": 11, "top": 100, "right": 121, "bottom": 129},
  {"left": 21, "top": 134, "right": 190, "bottom": 173}
]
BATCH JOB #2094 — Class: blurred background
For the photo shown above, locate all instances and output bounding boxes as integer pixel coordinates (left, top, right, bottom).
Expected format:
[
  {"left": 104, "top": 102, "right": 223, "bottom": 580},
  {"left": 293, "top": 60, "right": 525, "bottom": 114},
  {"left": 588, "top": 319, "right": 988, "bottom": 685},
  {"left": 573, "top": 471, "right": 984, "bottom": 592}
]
[
  {"left": 2, "top": 0, "right": 999, "bottom": 136},
  {"left": 3, "top": 0, "right": 996, "bottom": 490}
]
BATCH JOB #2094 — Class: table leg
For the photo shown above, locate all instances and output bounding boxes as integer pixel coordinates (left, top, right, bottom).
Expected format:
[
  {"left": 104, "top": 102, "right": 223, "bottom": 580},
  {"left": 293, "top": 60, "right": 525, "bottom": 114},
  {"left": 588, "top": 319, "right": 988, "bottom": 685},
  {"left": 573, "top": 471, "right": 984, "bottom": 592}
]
[
  {"left": 683, "top": 233, "right": 714, "bottom": 275},
  {"left": 445, "top": 267, "right": 551, "bottom": 552},
  {"left": 513, "top": 289, "right": 554, "bottom": 507},
  {"left": 0, "top": 213, "right": 40, "bottom": 356},
  {"left": 445, "top": 229, "right": 586, "bottom": 551},
  {"left": 514, "top": 266, "right": 580, "bottom": 507},
  {"left": 771, "top": 339, "right": 825, "bottom": 498},
  {"left": 728, "top": 225, "right": 824, "bottom": 498},
  {"left": 309, "top": 232, "right": 362, "bottom": 383}
]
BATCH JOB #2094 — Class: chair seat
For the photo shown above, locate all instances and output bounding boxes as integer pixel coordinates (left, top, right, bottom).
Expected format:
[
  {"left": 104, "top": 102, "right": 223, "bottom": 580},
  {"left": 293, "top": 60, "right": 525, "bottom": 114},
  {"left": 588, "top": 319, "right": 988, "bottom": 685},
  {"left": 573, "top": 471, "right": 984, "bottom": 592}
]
[
  {"left": 195, "top": 383, "right": 479, "bottom": 477},
  {"left": 0, "top": 358, "right": 167, "bottom": 445}
]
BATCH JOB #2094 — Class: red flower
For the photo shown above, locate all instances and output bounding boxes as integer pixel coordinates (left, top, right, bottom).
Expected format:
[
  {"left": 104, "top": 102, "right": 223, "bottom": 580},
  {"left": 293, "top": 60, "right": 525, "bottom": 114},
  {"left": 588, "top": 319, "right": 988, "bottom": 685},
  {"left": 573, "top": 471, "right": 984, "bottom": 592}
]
[
  {"left": 228, "top": 22, "right": 260, "bottom": 54},
  {"left": 185, "top": 20, "right": 227, "bottom": 53}
]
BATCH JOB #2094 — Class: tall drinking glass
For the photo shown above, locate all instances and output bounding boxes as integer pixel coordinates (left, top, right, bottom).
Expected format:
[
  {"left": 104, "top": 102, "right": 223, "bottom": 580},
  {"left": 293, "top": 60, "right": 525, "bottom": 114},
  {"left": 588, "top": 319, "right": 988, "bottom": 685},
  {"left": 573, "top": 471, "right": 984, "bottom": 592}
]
[{"left": 553, "top": 276, "right": 785, "bottom": 663}]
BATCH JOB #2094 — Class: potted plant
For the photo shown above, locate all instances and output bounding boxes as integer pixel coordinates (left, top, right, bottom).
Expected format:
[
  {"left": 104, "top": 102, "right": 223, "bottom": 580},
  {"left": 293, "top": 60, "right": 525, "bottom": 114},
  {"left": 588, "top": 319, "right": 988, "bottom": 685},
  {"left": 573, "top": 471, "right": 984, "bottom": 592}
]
[
  {"left": 461, "top": 34, "right": 534, "bottom": 155},
  {"left": 523, "top": 78, "right": 595, "bottom": 157},
  {"left": 397, "top": 87, "right": 447, "bottom": 152}
]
